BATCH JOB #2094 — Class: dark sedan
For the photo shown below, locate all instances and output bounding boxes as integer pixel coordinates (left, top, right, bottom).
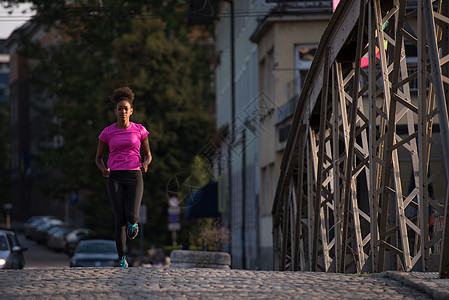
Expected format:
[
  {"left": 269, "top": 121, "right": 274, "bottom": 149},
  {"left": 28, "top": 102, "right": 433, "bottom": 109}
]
[
  {"left": 70, "top": 239, "right": 120, "bottom": 267},
  {"left": 65, "top": 228, "right": 97, "bottom": 256}
]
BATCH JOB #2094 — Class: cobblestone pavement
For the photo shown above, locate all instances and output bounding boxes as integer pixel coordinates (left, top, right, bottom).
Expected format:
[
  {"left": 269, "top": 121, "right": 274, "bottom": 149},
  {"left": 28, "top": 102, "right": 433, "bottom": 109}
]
[
  {"left": 0, "top": 267, "right": 446, "bottom": 299},
  {"left": 384, "top": 272, "right": 449, "bottom": 299}
]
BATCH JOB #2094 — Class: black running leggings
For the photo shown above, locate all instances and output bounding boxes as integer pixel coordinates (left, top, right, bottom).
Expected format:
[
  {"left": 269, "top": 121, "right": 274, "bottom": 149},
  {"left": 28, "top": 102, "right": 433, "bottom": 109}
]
[{"left": 107, "top": 170, "right": 143, "bottom": 258}]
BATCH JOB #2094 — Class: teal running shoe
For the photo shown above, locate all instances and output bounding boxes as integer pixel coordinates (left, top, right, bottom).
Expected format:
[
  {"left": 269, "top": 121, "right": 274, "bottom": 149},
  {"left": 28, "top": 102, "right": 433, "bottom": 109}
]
[
  {"left": 119, "top": 256, "right": 128, "bottom": 268},
  {"left": 127, "top": 222, "right": 139, "bottom": 239}
]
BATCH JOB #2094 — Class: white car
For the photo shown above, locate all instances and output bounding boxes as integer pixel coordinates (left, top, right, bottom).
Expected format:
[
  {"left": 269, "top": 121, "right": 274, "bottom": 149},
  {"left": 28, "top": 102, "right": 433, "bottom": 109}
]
[{"left": 0, "top": 230, "right": 27, "bottom": 269}]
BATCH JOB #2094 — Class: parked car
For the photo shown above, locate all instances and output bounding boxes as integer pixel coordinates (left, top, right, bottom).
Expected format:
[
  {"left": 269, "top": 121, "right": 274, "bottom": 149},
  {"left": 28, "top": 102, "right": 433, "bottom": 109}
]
[
  {"left": 65, "top": 228, "right": 97, "bottom": 256},
  {"left": 70, "top": 239, "right": 120, "bottom": 267},
  {"left": 24, "top": 216, "right": 58, "bottom": 239},
  {"left": 46, "top": 226, "right": 80, "bottom": 251},
  {"left": 0, "top": 230, "right": 27, "bottom": 269},
  {"left": 33, "top": 219, "right": 65, "bottom": 244}
]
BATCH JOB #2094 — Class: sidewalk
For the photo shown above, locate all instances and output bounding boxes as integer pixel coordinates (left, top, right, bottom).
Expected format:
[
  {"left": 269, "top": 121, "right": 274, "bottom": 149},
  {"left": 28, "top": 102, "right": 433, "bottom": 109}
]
[
  {"left": 385, "top": 271, "right": 449, "bottom": 300},
  {"left": 1, "top": 267, "right": 447, "bottom": 299}
]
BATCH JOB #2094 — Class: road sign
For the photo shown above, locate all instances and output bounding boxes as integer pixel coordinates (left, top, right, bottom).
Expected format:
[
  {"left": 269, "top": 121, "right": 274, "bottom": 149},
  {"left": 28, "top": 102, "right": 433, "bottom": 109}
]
[
  {"left": 168, "top": 223, "right": 181, "bottom": 231},
  {"left": 139, "top": 204, "right": 147, "bottom": 224},
  {"left": 168, "top": 214, "right": 180, "bottom": 224},
  {"left": 168, "top": 197, "right": 181, "bottom": 232},
  {"left": 168, "top": 207, "right": 181, "bottom": 215},
  {"left": 168, "top": 196, "right": 180, "bottom": 207}
]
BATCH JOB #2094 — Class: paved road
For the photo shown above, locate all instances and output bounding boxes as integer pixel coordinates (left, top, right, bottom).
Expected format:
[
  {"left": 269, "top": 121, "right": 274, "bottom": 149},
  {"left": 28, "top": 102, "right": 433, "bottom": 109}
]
[
  {"left": 18, "top": 233, "right": 71, "bottom": 269},
  {"left": 1, "top": 267, "right": 447, "bottom": 299},
  {"left": 5, "top": 234, "right": 449, "bottom": 299}
]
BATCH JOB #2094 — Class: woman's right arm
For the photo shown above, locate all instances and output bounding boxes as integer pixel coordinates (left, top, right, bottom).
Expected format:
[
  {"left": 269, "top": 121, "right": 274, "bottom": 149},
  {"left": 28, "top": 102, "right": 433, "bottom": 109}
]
[{"left": 95, "top": 140, "right": 110, "bottom": 177}]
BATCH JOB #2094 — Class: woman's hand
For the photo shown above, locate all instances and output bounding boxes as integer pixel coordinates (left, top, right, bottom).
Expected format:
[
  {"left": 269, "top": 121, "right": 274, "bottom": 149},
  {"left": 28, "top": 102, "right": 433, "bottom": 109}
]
[
  {"left": 96, "top": 140, "right": 110, "bottom": 177},
  {"left": 103, "top": 168, "right": 111, "bottom": 178},
  {"left": 140, "top": 163, "right": 148, "bottom": 174},
  {"left": 140, "top": 136, "right": 152, "bottom": 174}
]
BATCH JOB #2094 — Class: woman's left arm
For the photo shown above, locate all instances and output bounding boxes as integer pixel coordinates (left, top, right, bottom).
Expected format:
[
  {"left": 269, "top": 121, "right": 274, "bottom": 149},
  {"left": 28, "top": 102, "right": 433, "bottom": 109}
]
[{"left": 140, "top": 136, "right": 152, "bottom": 173}]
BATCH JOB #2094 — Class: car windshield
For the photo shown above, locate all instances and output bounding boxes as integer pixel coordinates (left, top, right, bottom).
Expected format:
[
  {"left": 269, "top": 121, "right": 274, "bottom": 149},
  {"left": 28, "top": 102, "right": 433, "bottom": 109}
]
[
  {"left": 6, "top": 232, "right": 19, "bottom": 248},
  {"left": 0, "top": 236, "right": 9, "bottom": 250},
  {"left": 76, "top": 242, "right": 116, "bottom": 254},
  {"left": 55, "top": 228, "right": 75, "bottom": 237}
]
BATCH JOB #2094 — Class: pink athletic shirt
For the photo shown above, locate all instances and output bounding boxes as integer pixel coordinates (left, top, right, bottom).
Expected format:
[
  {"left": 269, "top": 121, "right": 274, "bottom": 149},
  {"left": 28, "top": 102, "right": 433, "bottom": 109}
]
[{"left": 98, "top": 122, "right": 149, "bottom": 171}]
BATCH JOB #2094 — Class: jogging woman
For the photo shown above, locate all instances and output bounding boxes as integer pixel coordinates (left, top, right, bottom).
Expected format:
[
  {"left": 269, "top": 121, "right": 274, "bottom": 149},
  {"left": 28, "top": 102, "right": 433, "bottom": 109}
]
[{"left": 95, "top": 87, "right": 152, "bottom": 268}]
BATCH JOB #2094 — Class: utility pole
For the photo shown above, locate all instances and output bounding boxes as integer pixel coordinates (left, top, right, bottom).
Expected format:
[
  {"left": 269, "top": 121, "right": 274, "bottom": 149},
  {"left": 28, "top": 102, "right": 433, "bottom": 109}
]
[
  {"left": 242, "top": 129, "right": 246, "bottom": 269},
  {"left": 224, "top": 0, "right": 236, "bottom": 266}
]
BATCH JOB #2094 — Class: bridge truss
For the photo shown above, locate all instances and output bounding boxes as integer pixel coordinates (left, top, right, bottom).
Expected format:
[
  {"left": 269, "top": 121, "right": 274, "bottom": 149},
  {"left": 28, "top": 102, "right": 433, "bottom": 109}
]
[{"left": 272, "top": 0, "right": 449, "bottom": 278}]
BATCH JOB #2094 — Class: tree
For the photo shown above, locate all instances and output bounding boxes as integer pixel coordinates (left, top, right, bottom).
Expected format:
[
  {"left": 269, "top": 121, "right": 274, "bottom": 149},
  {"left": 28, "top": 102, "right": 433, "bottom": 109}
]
[
  {"left": 6, "top": 1, "right": 215, "bottom": 244},
  {"left": 11, "top": 1, "right": 143, "bottom": 233}
]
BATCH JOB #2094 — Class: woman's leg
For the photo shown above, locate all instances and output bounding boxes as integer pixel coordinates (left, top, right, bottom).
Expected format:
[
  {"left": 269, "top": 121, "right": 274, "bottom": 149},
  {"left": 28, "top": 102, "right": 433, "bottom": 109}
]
[
  {"left": 125, "top": 171, "right": 144, "bottom": 225},
  {"left": 107, "top": 176, "right": 127, "bottom": 258}
]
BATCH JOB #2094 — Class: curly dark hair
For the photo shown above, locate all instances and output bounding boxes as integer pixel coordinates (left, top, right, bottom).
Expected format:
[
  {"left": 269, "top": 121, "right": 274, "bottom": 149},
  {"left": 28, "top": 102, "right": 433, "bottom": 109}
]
[{"left": 109, "top": 87, "right": 135, "bottom": 107}]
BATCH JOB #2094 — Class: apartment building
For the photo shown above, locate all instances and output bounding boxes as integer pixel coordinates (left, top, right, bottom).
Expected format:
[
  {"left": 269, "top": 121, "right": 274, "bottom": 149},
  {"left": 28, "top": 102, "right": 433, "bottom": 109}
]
[
  {"left": 250, "top": 2, "right": 332, "bottom": 270},
  {"left": 6, "top": 21, "right": 65, "bottom": 221},
  {"left": 191, "top": 0, "right": 333, "bottom": 269}
]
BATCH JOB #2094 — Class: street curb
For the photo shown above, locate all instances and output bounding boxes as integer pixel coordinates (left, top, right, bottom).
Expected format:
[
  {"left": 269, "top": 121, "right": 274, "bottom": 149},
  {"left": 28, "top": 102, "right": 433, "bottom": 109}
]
[
  {"left": 169, "top": 250, "right": 231, "bottom": 269},
  {"left": 383, "top": 271, "right": 449, "bottom": 300}
]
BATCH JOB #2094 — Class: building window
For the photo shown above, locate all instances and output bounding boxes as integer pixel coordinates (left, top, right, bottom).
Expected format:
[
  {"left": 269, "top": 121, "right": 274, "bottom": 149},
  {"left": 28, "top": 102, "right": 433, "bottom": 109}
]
[
  {"left": 261, "top": 50, "right": 275, "bottom": 106},
  {"left": 269, "top": 49, "right": 275, "bottom": 106},
  {"left": 295, "top": 45, "right": 317, "bottom": 95},
  {"left": 279, "top": 124, "right": 291, "bottom": 143}
]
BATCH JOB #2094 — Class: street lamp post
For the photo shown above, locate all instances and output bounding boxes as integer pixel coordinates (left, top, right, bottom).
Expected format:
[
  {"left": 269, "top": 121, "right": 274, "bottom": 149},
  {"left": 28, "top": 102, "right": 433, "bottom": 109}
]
[{"left": 3, "top": 203, "right": 12, "bottom": 229}]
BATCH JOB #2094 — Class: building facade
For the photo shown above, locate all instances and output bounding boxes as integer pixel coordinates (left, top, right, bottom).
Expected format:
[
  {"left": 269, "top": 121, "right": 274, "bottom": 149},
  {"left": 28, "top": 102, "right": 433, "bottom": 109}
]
[
  {"left": 250, "top": 5, "right": 332, "bottom": 270},
  {"left": 6, "top": 22, "right": 65, "bottom": 222},
  {"left": 212, "top": 0, "right": 272, "bottom": 270},
  {"left": 206, "top": 0, "right": 332, "bottom": 269}
]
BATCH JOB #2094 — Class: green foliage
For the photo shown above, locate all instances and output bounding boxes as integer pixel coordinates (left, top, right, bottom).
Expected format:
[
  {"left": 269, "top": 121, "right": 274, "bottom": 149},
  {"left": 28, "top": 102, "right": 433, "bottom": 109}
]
[
  {"left": 187, "top": 218, "right": 230, "bottom": 251},
  {"left": 173, "top": 155, "right": 222, "bottom": 250},
  {"left": 8, "top": 1, "right": 215, "bottom": 243}
]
